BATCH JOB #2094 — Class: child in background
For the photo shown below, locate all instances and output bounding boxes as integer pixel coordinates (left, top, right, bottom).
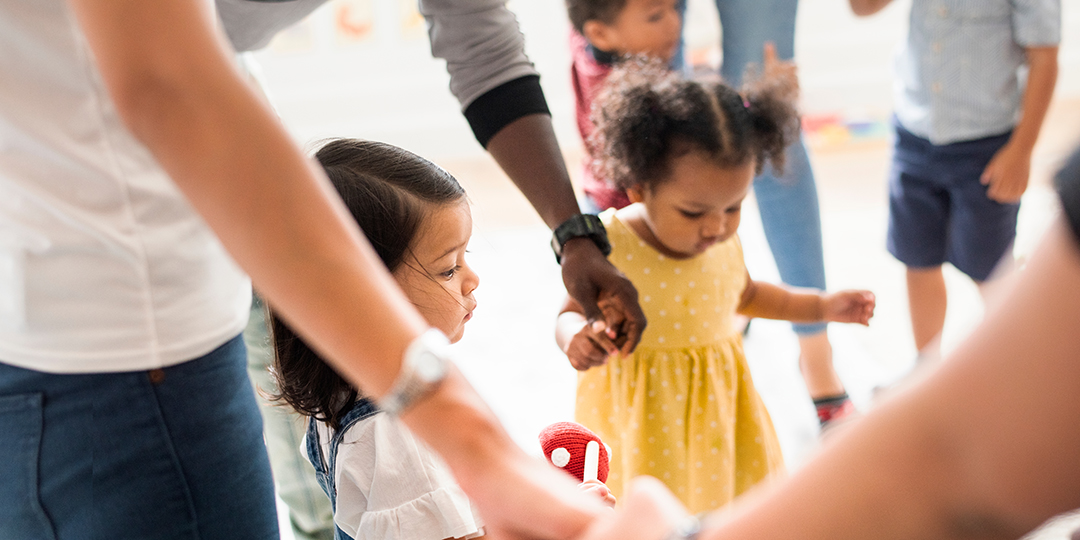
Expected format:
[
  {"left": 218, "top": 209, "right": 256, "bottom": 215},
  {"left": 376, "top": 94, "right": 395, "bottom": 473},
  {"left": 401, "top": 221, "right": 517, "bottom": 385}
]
[
  {"left": 556, "top": 59, "right": 876, "bottom": 513},
  {"left": 848, "top": 0, "right": 1059, "bottom": 360},
  {"left": 269, "top": 139, "right": 614, "bottom": 540},
  {"left": 567, "top": 0, "right": 682, "bottom": 212}
]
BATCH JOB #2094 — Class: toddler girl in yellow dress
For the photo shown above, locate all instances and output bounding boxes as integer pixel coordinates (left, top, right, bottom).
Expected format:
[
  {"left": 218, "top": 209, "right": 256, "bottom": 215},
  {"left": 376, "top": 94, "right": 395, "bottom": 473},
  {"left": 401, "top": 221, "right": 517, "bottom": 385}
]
[{"left": 556, "top": 56, "right": 876, "bottom": 513}]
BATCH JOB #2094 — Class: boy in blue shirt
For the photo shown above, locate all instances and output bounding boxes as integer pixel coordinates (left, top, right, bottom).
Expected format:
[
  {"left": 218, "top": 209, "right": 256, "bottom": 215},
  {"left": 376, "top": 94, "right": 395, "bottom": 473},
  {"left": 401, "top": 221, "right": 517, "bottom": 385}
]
[{"left": 850, "top": 0, "right": 1059, "bottom": 360}]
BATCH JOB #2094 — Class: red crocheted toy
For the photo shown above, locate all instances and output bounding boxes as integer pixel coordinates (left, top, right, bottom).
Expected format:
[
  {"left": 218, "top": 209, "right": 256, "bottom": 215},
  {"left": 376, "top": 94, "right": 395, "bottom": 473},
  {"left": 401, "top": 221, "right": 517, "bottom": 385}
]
[{"left": 538, "top": 421, "right": 610, "bottom": 483}]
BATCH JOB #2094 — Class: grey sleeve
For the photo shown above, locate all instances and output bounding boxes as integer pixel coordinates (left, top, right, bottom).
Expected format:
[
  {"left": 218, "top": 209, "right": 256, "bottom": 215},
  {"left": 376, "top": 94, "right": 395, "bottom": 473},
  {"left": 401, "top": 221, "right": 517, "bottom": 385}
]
[
  {"left": 419, "top": 0, "right": 541, "bottom": 110},
  {"left": 217, "top": 0, "right": 329, "bottom": 52}
]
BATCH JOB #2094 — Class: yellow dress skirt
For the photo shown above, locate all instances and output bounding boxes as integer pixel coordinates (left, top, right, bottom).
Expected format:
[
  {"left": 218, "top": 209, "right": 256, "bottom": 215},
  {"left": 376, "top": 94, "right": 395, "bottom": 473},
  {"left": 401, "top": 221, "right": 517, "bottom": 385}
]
[{"left": 575, "top": 211, "right": 784, "bottom": 513}]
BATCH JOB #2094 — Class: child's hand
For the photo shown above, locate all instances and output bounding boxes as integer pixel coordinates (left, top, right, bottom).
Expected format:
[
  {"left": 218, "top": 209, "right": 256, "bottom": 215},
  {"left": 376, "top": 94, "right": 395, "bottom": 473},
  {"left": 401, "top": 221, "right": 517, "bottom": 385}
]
[
  {"left": 565, "top": 320, "right": 618, "bottom": 371},
  {"left": 762, "top": 41, "right": 799, "bottom": 95},
  {"left": 981, "top": 142, "right": 1031, "bottom": 203},
  {"left": 822, "top": 290, "right": 875, "bottom": 325},
  {"left": 580, "top": 479, "right": 617, "bottom": 508}
]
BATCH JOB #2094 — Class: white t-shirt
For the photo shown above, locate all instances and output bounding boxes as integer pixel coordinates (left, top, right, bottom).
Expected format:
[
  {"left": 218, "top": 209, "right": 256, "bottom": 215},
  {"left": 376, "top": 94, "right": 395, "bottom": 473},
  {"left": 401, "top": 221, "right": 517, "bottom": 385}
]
[
  {"left": 0, "top": 0, "right": 250, "bottom": 372},
  {"left": 313, "top": 413, "right": 485, "bottom": 540}
]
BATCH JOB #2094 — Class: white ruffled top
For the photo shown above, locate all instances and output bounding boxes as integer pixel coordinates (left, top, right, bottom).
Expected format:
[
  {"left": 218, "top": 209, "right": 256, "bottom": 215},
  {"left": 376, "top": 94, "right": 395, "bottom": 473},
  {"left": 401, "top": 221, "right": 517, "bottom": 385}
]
[{"left": 313, "top": 411, "right": 485, "bottom": 540}]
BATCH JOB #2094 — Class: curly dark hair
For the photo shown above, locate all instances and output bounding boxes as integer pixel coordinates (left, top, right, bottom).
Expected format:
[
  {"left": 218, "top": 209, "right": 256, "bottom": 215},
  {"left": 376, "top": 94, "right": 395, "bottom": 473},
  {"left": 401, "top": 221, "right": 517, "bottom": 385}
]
[
  {"left": 268, "top": 138, "right": 465, "bottom": 430},
  {"left": 566, "top": 0, "right": 628, "bottom": 34},
  {"left": 590, "top": 56, "right": 801, "bottom": 194}
]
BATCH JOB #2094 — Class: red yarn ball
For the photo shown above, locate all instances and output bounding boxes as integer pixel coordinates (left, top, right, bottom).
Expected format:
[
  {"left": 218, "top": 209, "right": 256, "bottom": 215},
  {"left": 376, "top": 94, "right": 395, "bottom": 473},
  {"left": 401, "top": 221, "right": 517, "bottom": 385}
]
[{"left": 538, "top": 421, "right": 609, "bottom": 483}]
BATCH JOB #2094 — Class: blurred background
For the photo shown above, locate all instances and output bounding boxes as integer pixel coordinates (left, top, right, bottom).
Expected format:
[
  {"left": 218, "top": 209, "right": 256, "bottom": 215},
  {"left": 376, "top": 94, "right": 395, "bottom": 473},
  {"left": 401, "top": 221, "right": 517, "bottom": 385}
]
[{"left": 244, "top": 0, "right": 1080, "bottom": 533}]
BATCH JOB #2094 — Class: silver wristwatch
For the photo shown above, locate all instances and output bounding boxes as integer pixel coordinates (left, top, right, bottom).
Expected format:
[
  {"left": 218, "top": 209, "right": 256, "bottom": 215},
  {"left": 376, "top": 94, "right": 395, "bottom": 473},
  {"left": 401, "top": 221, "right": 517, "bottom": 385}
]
[{"left": 378, "top": 329, "right": 452, "bottom": 416}]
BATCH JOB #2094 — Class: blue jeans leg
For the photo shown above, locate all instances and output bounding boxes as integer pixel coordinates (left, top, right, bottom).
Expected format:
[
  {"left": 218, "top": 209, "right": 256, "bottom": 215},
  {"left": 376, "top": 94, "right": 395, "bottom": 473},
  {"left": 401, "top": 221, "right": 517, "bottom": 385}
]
[
  {"left": 0, "top": 335, "right": 279, "bottom": 540},
  {"left": 754, "top": 137, "right": 829, "bottom": 335},
  {"left": 714, "top": 0, "right": 798, "bottom": 86}
]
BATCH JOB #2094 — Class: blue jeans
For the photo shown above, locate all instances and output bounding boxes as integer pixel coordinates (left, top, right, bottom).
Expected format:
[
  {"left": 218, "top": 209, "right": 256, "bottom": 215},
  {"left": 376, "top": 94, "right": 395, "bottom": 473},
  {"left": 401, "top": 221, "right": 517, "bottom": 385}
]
[
  {"left": 0, "top": 335, "right": 279, "bottom": 540},
  {"left": 678, "top": 0, "right": 827, "bottom": 335}
]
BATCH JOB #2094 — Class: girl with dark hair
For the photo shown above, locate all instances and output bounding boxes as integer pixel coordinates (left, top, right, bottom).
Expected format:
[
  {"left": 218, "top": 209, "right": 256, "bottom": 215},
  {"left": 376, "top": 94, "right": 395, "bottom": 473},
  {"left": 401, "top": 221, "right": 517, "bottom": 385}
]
[
  {"left": 556, "top": 57, "right": 876, "bottom": 513},
  {"left": 269, "top": 138, "right": 485, "bottom": 540}
]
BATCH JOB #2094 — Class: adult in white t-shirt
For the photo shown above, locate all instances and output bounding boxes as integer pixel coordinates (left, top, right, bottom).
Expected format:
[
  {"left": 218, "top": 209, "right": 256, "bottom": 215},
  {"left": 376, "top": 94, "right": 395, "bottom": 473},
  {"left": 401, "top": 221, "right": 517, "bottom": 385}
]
[{"left": 0, "top": 0, "right": 609, "bottom": 538}]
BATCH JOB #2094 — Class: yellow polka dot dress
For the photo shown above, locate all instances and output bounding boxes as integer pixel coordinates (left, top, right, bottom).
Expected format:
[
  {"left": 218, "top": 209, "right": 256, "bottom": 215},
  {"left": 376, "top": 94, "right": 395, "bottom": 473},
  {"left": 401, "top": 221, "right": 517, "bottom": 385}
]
[{"left": 576, "top": 210, "right": 784, "bottom": 513}]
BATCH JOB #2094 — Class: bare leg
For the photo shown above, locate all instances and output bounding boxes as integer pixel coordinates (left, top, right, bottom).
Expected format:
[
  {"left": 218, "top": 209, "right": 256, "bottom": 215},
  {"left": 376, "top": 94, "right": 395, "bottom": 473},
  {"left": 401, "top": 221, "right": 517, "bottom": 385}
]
[
  {"left": 906, "top": 266, "right": 947, "bottom": 359},
  {"left": 797, "top": 331, "right": 845, "bottom": 399}
]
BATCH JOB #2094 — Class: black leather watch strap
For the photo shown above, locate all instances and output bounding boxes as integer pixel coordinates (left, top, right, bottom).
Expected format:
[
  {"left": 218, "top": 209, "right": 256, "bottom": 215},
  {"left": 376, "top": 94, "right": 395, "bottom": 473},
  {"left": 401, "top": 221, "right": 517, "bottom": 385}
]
[{"left": 551, "top": 214, "right": 612, "bottom": 264}]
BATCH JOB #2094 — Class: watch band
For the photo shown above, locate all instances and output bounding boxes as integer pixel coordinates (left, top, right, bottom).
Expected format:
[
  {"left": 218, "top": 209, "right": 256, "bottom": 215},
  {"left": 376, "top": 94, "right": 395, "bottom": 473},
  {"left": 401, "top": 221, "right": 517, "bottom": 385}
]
[
  {"left": 377, "top": 328, "right": 452, "bottom": 416},
  {"left": 551, "top": 214, "right": 612, "bottom": 264}
]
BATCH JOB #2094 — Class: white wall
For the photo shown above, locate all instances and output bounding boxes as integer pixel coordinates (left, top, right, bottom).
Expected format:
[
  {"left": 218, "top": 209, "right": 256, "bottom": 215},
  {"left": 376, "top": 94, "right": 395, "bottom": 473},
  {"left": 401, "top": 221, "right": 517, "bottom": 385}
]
[{"left": 249, "top": 0, "right": 1080, "bottom": 162}]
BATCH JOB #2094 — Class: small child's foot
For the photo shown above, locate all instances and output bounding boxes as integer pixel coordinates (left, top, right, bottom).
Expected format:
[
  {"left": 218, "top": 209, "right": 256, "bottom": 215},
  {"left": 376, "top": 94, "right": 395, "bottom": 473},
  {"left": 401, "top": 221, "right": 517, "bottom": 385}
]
[{"left": 813, "top": 393, "right": 857, "bottom": 432}]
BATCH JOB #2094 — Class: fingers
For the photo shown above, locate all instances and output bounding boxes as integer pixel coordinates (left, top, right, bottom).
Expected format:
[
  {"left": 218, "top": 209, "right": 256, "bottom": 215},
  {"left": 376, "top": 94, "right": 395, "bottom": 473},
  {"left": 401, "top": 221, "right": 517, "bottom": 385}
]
[
  {"left": 590, "top": 320, "right": 619, "bottom": 355},
  {"left": 579, "top": 477, "right": 689, "bottom": 540},
  {"left": 597, "top": 287, "right": 645, "bottom": 356},
  {"left": 763, "top": 41, "right": 777, "bottom": 65}
]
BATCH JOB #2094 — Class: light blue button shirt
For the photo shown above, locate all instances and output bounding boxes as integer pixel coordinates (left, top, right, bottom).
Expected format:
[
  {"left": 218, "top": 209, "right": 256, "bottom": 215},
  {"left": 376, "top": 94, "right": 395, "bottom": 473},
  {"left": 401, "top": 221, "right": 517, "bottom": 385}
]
[{"left": 894, "top": 0, "right": 1060, "bottom": 145}]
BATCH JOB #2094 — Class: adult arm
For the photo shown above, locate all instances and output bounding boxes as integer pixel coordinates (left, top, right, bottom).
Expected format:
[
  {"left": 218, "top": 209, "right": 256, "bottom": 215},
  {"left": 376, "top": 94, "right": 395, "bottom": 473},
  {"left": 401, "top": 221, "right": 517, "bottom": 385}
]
[
  {"left": 68, "top": 1, "right": 604, "bottom": 538},
  {"left": 586, "top": 216, "right": 1080, "bottom": 540},
  {"left": 422, "top": 0, "right": 646, "bottom": 354},
  {"left": 981, "top": 46, "right": 1058, "bottom": 203},
  {"left": 848, "top": 0, "right": 893, "bottom": 16}
]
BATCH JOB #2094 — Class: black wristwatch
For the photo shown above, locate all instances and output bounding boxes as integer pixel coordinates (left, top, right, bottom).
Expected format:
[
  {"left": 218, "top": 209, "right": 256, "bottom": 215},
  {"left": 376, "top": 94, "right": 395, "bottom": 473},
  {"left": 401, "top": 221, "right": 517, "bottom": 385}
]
[{"left": 551, "top": 214, "right": 612, "bottom": 264}]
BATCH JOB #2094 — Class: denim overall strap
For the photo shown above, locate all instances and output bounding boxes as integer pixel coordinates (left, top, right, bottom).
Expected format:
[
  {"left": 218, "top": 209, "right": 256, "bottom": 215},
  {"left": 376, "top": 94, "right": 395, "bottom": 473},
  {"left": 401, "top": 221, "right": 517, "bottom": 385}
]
[{"left": 305, "top": 398, "right": 381, "bottom": 540}]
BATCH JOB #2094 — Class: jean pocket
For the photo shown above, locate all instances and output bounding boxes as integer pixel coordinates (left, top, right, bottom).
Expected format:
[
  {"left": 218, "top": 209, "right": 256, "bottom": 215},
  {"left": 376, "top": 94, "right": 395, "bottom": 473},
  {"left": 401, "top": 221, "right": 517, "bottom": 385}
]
[{"left": 0, "top": 392, "right": 57, "bottom": 540}]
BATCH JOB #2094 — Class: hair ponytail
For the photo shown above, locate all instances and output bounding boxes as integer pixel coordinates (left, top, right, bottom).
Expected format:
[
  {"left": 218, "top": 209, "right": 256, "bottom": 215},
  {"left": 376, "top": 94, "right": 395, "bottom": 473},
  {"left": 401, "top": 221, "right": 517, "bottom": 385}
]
[{"left": 740, "top": 64, "right": 801, "bottom": 175}]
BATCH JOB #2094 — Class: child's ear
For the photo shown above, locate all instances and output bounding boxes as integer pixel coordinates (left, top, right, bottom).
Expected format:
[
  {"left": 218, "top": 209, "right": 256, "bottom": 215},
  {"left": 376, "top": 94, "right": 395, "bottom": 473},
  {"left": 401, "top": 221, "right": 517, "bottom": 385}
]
[
  {"left": 626, "top": 186, "right": 645, "bottom": 203},
  {"left": 582, "top": 20, "right": 618, "bottom": 54}
]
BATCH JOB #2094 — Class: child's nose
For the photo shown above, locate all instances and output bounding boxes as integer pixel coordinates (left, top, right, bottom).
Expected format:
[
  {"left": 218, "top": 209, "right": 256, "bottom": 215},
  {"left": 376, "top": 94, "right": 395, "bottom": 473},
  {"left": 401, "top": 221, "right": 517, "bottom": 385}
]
[
  {"left": 703, "top": 215, "right": 726, "bottom": 238},
  {"left": 462, "top": 264, "right": 480, "bottom": 295}
]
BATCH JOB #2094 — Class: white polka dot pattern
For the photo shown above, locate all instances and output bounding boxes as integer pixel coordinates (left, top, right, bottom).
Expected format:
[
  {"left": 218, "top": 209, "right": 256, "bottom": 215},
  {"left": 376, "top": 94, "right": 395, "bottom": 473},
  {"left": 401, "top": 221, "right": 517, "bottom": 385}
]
[{"left": 574, "top": 210, "right": 785, "bottom": 514}]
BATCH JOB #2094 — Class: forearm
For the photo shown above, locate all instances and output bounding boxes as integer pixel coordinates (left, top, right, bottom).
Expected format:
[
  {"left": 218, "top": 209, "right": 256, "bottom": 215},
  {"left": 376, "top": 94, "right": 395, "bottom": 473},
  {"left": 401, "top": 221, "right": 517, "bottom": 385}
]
[
  {"left": 1008, "top": 47, "right": 1058, "bottom": 152},
  {"left": 848, "top": 0, "right": 893, "bottom": 16},
  {"left": 703, "top": 222, "right": 1080, "bottom": 540},
  {"left": 738, "top": 281, "right": 824, "bottom": 323},
  {"left": 486, "top": 113, "right": 583, "bottom": 229}
]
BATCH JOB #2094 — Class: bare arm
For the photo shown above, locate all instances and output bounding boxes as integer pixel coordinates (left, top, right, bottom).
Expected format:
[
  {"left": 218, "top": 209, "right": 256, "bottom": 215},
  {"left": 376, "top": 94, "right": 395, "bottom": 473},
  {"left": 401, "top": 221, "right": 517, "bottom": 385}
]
[
  {"left": 737, "top": 275, "right": 824, "bottom": 323},
  {"left": 585, "top": 219, "right": 1080, "bottom": 540},
  {"left": 486, "top": 112, "right": 646, "bottom": 357},
  {"left": 981, "top": 47, "right": 1059, "bottom": 203},
  {"left": 68, "top": 1, "right": 603, "bottom": 537},
  {"left": 848, "top": 0, "right": 893, "bottom": 16}
]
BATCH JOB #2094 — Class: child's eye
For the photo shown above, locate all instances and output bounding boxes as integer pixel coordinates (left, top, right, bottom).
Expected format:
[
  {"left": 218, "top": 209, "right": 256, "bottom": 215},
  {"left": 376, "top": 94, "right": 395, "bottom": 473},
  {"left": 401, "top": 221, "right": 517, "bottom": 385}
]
[
  {"left": 679, "top": 209, "right": 704, "bottom": 219},
  {"left": 440, "top": 266, "right": 460, "bottom": 280},
  {"left": 648, "top": 12, "right": 664, "bottom": 22},
  {"left": 725, "top": 205, "right": 742, "bottom": 214}
]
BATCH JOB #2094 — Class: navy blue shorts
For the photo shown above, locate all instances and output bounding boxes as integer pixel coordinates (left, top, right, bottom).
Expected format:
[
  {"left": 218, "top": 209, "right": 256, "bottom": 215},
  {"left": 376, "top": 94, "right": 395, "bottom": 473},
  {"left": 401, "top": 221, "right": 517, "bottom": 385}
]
[{"left": 886, "top": 121, "right": 1019, "bottom": 282}]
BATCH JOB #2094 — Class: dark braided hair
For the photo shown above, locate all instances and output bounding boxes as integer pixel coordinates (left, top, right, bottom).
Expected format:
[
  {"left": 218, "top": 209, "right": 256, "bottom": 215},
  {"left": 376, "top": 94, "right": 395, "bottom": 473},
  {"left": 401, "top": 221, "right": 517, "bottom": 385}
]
[
  {"left": 268, "top": 138, "right": 465, "bottom": 430},
  {"left": 590, "top": 56, "right": 800, "bottom": 194}
]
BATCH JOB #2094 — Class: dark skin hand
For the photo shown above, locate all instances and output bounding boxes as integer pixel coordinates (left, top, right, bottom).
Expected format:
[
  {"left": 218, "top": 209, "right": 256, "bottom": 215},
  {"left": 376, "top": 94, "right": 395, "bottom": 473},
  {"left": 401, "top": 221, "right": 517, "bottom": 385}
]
[{"left": 484, "top": 113, "right": 646, "bottom": 355}]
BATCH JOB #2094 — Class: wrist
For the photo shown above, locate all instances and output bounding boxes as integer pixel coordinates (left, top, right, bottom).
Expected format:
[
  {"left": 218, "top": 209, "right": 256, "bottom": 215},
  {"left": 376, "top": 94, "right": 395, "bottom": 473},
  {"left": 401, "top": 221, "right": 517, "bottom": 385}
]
[
  {"left": 551, "top": 214, "right": 611, "bottom": 264},
  {"left": 377, "top": 328, "right": 451, "bottom": 416}
]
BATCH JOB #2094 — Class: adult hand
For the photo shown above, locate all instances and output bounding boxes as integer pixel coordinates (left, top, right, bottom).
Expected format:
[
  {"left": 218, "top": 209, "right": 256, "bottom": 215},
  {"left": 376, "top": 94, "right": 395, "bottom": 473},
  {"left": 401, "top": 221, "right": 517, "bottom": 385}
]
[
  {"left": 560, "top": 237, "right": 646, "bottom": 356},
  {"left": 580, "top": 477, "right": 689, "bottom": 540},
  {"left": 462, "top": 448, "right": 609, "bottom": 540},
  {"left": 580, "top": 479, "right": 617, "bottom": 508},
  {"left": 981, "top": 142, "right": 1032, "bottom": 204}
]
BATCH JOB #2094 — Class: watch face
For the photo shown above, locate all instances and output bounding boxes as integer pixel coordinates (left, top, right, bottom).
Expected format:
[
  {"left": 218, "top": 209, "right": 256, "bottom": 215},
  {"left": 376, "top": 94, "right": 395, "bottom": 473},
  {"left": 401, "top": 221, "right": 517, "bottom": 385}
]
[{"left": 415, "top": 350, "right": 447, "bottom": 382}]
